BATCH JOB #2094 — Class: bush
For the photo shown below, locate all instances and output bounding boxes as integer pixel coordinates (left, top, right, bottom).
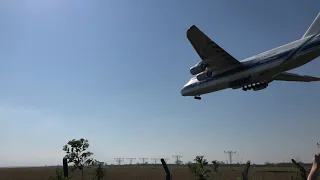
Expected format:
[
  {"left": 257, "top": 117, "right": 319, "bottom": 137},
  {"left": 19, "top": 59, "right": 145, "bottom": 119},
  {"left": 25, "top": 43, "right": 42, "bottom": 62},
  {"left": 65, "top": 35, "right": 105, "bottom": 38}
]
[{"left": 188, "top": 156, "right": 212, "bottom": 180}]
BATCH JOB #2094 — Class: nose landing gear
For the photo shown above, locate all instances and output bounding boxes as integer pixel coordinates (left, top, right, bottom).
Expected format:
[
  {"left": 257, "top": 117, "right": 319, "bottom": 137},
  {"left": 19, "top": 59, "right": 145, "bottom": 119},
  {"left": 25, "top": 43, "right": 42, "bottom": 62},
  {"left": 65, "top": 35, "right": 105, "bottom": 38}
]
[{"left": 194, "top": 95, "right": 201, "bottom": 100}]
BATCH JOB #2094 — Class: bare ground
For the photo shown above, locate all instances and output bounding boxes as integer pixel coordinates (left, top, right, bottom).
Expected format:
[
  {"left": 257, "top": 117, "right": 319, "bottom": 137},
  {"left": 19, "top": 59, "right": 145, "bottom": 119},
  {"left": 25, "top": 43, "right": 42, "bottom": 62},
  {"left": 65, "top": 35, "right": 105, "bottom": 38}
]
[{"left": 0, "top": 165, "right": 312, "bottom": 180}]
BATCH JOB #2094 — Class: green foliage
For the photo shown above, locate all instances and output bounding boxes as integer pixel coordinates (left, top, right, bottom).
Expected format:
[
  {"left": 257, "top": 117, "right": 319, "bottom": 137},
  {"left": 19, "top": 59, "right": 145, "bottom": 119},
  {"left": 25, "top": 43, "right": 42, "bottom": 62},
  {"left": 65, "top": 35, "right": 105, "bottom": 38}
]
[
  {"left": 92, "top": 160, "right": 105, "bottom": 167},
  {"left": 63, "top": 138, "right": 94, "bottom": 179},
  {"left": 48, "top": 169, "right": 72, "bottom": 180},
  {"left": 188, "top": 156, "right": 212, "bottom": 180},
  {"left": 91, "top": 162, "right": 105, "bottom": 180}
]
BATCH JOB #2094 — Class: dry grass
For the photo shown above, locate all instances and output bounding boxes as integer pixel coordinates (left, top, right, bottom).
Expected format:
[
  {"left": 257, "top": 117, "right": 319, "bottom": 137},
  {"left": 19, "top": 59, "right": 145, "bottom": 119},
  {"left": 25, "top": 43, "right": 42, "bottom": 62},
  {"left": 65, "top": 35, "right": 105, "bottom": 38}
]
[{"left": 0, "top": 165, "right": 312, "bottom": 180}]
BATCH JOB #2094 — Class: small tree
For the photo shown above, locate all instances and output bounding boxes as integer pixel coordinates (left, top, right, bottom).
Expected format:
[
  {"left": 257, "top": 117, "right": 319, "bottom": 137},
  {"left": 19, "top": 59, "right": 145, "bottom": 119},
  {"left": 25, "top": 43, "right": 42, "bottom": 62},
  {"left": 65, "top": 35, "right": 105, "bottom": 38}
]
[
  {"left": 91, "top": 162, "right": 105, "bottom": 180},
  {"left": 188, "top": 156, "right": 212, "bottom": 180},
  {"left": 63, "top": 138, "right": 94, "bottom": 180}
]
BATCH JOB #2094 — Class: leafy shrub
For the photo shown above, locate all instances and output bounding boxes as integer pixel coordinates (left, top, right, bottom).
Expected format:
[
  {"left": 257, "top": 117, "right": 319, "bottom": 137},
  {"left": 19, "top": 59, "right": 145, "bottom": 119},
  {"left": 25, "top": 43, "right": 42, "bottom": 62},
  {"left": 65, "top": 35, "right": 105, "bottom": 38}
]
[{"left": 188, "top": 156, "right": 212, "bottom": 180}]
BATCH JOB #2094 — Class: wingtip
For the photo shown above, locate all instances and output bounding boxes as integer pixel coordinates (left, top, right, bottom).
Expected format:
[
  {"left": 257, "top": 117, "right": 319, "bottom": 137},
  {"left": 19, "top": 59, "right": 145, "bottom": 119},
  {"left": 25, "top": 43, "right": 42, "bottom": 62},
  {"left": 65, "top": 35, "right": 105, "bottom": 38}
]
[
  {"left": 186, "top": 25, "right": 198, "bottom": 36},
  {"left": 188, "top": 25, "right": 197, "bottom": 31}
]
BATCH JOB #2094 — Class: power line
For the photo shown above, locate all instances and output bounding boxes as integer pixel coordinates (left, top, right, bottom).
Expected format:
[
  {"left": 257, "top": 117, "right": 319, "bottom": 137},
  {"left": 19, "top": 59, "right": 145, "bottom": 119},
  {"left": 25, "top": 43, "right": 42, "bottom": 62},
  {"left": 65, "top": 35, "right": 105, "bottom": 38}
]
[
  {"left": 114, "top": 158, "right": 124, "bottom": 165},
  {"left": 163, "top": 158, "right": 170, "bottom": 163},
  {"left": 126, "top": 158, "right": 136, "bottom": 165},
  {"left": 139, "top": 158, "right": 148, "bottom": 164},
  {"left": 224, "top": 151, "right": 236, "bottom": 164},
  {"left": 151, "top": 158, "right": 160, "bottom": 164},
  {"left": 172, "top": 155, "right": 183, "bottom": 165}
]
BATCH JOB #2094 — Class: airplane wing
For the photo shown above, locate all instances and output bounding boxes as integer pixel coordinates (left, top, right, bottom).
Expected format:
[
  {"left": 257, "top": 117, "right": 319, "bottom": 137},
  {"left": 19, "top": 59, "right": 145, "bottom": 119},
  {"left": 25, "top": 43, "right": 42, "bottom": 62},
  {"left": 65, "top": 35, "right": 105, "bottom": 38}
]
[
  {"left": 273, "top": 72, "right": 320, "bottom": 82},
  {"left": 187, "top": 25, "right": 243, "bottom": 71}
]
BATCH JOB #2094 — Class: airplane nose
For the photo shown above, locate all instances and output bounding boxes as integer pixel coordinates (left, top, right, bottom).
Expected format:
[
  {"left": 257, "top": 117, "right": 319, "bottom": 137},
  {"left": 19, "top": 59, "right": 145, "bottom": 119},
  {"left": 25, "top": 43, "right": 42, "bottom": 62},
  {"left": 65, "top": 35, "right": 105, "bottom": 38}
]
[{"left": 180, "top": 87, "right": 186, "bottom": 96}]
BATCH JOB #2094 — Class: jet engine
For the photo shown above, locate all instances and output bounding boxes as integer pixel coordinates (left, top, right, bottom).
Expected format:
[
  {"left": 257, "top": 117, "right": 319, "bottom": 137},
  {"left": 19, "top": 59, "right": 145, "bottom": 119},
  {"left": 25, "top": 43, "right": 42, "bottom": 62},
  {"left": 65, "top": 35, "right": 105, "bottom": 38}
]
[
  {"left": 190, "top": 62, "right": 207, "bottom": 75},
  {"left": 196, "top": 71, "right": 213, "bottom": 81}
]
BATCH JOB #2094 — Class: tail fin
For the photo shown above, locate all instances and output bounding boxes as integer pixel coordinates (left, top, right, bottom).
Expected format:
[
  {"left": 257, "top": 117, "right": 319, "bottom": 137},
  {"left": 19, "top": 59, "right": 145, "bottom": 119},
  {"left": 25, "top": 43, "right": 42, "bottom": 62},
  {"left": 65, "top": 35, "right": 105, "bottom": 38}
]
[{"left": 302, "top": 12, "right": 320, "bottom": 38}]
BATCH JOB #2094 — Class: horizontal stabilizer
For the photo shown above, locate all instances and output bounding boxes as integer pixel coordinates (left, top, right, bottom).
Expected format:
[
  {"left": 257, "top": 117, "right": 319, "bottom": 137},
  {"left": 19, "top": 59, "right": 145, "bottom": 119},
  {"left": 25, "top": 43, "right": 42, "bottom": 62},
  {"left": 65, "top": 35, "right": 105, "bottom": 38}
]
[{"left": 273, "top": 72, "right": 320, "bottom": 82}]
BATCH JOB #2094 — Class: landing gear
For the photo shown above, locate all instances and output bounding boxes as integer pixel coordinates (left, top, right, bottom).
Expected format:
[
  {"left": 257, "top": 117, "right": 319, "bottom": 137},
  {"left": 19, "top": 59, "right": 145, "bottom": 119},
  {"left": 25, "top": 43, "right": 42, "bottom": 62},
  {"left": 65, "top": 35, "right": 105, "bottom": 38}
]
[
  {"left": 242, "top": 82, "right": 268, "bottom": 91},
  {"left": 242, "top": 85, "right": 252, "bottom": 91},
  {"left": 194, "top": 95, "right": 201, "bottom": 100}
]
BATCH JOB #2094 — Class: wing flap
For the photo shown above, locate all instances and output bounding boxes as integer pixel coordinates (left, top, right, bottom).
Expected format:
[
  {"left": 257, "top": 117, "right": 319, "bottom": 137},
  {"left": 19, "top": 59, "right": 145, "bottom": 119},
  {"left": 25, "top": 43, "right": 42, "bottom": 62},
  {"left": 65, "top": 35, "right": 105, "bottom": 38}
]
[
  {"left": 187, "top": 25, "right": 242, "bottom": 71},
  {"left": 273, "top": 72, "right": 320, "bottom": 82}
]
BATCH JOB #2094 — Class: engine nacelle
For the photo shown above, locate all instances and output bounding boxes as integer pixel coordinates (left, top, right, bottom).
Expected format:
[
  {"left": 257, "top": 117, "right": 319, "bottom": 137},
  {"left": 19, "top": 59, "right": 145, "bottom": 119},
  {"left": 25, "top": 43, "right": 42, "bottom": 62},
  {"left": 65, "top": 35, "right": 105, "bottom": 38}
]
[
  {"left": 190, "top": 62, "right": 207, "bottom": 75},
  {"left": 196, "top": 71, "right": 212, "bottom": 81}
]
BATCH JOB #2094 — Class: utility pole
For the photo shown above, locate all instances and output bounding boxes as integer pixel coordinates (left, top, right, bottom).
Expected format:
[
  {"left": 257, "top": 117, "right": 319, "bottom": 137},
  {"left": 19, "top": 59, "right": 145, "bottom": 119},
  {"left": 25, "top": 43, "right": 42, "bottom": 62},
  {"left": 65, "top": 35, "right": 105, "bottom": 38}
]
[
  {"left": 126, "top": 158, "right": 136, "bottom": 165},
  {"left": 114, "top": 158, "right": 124, "bottom": 165},
  {"left": 151, "top": 158, "right": 160, "bottom": 164},
  {"left": 224, "top": 151, "right": 236, "bottom": 164},
  {"left": 172, "top": 155, "right": 183, "bottom": 165},
  {"left": 139, "top": 158, "right": 148, "bottom": 164}
]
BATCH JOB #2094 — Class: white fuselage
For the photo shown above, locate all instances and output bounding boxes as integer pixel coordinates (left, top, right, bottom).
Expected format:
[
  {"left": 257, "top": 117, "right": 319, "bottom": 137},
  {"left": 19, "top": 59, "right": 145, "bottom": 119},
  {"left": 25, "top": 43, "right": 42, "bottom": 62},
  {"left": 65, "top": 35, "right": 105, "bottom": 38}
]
[{"left": 181, "top": 33, "right": 320, "bottom": 96}]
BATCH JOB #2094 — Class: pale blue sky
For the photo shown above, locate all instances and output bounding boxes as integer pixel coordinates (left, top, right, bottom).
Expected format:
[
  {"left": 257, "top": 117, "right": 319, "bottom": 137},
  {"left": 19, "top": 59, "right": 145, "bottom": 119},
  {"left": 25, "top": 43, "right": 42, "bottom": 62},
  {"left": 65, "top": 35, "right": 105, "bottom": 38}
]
[{"left": 0, "top": 0, "right": 320, "bottom": 167}]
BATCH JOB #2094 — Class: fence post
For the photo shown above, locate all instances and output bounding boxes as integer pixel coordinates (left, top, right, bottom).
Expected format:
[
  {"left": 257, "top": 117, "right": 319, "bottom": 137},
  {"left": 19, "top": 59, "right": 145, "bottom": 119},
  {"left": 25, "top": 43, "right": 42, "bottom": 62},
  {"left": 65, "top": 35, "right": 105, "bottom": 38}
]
[
  {"left": 63, "top": 158, "right": 68, "bottom": 178},
  {"left": 242, "top": 161, "right": 251, "bottom": 180},
  {"left": 291, "top": 159, "right": 307, "bottom": 180},
  {"left": 161, "top": 158, "right": 172, "bottom": 180}
]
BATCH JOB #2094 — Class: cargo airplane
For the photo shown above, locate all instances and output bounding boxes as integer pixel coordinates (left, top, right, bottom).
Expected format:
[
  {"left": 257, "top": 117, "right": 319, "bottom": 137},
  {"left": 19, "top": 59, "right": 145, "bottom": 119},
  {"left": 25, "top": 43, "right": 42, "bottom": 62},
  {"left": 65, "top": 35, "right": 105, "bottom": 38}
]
[{"left": 181, "top": 12, "right": 320, "bottom": 100}]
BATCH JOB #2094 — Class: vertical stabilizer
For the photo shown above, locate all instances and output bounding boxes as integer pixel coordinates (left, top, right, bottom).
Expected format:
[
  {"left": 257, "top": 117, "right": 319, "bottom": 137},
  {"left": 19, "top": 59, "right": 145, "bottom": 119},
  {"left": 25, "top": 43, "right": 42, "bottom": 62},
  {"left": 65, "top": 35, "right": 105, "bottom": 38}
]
[{"left": 302, "top": 12, "right": 320, "bottom": 38}]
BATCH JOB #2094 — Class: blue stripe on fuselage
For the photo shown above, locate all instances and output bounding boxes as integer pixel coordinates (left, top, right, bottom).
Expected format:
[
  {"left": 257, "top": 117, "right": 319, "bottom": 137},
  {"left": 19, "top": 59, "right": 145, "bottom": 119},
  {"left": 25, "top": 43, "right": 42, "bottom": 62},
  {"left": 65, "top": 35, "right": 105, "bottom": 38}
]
[
  {"left": 214, "top": 49, "right": 292, "bottom": 79},
  {"left": 282, "top": 35, "right": 316, "bottom": 63}
]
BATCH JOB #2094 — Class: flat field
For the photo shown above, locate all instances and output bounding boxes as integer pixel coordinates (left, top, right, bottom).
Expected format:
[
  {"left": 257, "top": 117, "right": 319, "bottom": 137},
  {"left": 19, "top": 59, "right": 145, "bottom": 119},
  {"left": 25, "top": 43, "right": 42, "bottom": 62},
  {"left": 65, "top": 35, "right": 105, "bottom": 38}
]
[{"left": 0, "top": 165, "right": 313, "bottom": 180}]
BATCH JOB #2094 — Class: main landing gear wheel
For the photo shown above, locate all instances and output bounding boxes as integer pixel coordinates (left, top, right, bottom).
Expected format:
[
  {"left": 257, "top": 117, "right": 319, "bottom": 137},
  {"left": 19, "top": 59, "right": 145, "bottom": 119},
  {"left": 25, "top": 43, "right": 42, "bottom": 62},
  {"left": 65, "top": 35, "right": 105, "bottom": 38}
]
[
  {"left": 194, "top": 95, "right": 201, "bottom": 100},
  {"left": 242, "top": 82, "right": 268, "bottom": 91}
]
